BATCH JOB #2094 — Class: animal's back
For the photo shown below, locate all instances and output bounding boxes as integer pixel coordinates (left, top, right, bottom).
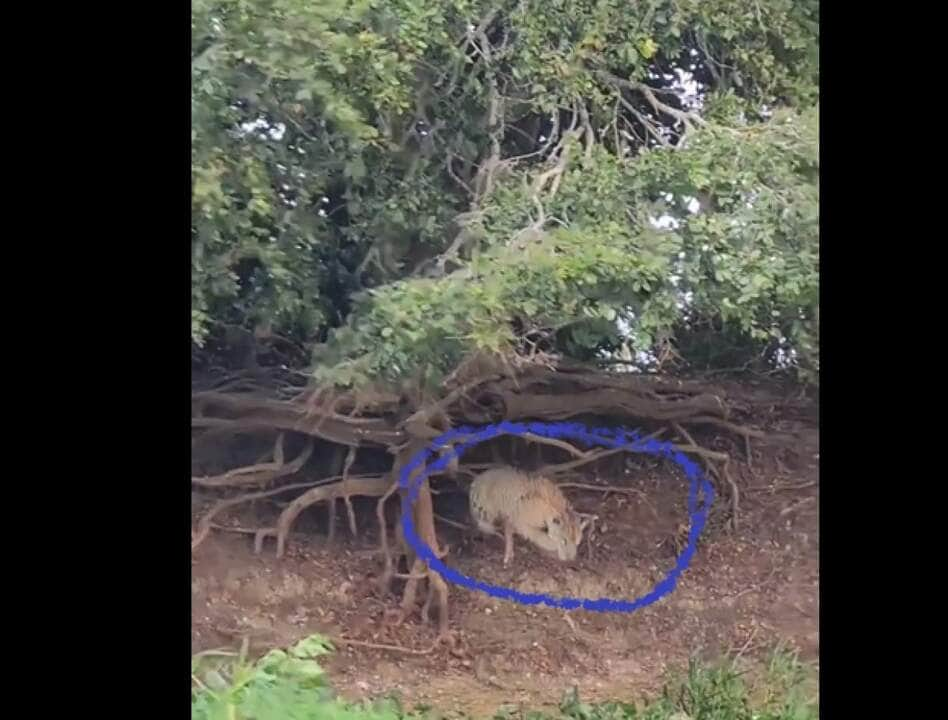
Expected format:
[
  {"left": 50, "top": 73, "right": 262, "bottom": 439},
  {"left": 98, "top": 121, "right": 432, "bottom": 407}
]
[
  {"left": 468, "top": 467, "right": 569, "bottom": 530},
  {"left": 469, "top": 466, "right": 587, "bottom": 564}
]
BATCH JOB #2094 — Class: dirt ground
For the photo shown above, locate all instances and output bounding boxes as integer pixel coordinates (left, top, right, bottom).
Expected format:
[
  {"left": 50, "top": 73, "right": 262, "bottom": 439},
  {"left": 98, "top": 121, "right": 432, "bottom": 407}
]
[{"left": 192, "top": 412, "right": 818, "bottom": 716}]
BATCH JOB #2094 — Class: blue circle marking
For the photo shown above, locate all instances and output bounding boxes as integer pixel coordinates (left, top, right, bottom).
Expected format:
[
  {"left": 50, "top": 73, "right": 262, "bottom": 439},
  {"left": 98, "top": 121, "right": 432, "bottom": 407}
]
[{"left": 399, "top": 420, "right": 714, "bottom": 613}]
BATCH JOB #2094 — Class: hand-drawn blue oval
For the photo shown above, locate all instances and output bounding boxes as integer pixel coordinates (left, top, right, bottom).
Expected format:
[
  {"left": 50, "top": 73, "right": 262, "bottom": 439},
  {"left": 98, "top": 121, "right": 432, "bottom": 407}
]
[{"left": 399, "top": 420, "right": 714, "bottom": 613}]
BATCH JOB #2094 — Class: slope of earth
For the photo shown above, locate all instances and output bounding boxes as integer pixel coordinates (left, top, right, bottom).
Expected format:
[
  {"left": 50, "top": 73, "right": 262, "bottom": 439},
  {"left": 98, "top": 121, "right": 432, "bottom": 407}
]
[{"left": 192, "top": 398, "right": 818, "bottom": 716}]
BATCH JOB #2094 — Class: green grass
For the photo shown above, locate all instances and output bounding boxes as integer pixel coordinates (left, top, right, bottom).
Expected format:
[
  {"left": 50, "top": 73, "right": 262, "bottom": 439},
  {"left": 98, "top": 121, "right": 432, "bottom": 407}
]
[{"left": 191, "top": 634, "right": 818, "bottom": 720}]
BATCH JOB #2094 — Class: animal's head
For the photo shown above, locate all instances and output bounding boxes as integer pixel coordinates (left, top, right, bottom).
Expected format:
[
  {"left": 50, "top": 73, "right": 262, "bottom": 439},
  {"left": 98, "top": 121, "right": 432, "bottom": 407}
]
[{"left": 537, "top": 509, "right": 590, "bottom": 561}]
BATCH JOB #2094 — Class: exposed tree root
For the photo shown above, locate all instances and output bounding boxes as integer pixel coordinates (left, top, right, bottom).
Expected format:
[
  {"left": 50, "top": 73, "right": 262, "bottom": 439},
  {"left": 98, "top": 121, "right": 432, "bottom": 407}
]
[
  {"left": 720, "top": 460, "right": 740, "bottom": 530},
  {"left": 193, "top": 359, "right": 768, "bottom": 640},
  {"left": 192, "top": 391, "right": 405, "bottom": 447},
  {"left": 384, "top": 441, "right": 451, "bottom": 636},
  {"left": 207, "top": 523, "right": 259, "bottom": 535},
  {"left": 341, "top": 446, "right": 359, "bottom": 537},
  {"left": 192, "top": 434, "right": 314, "bottom": 488},
  {"left": 327, "top": 497, "right": 338, "bottom": 542},
  {"left": 673, "top": 421, "right": 740, "bottom": 529},
  {"left": 541, "top": 428, "right": 669, "bottom": 476},
  {"left": 769, "top": 480, "right": 818, "bottom": 492},
  {"left": 688, "top": 415, "right": 764, "bottom": 442},
  {"left": 558, "top": 482, "right": 656, "bottom": 508},
  {"left": 779, "top": 496, "right": 815, "bottom": 517},
  {"left": 375, "top": 479, "right": 401, "bottom": 595},
  {"left": 516, "top": 432, "right": 588, "bottom": 458},
  {"left": 433, "top": 513, "right": 470, "bottom": 531},
  {"left": 192, "top": 479, "right": 326, "bottom": 551},
  {"left": 253, "top": 475, "right": 390, "bottom": 557}
]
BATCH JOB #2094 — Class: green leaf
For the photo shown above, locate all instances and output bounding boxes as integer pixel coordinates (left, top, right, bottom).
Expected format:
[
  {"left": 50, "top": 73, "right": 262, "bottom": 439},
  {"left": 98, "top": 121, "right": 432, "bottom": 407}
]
[
  {"left": 285, "top": 658, "right": 325, "bottom": 680},
  {"left": 637, "top": 37, "right": 658, "bottom": 60},
  {"left": 344, "top": 157, "right": 367, "bottom": 181},
  {"left": 290, "top": 634, "right": 334, "bottom": 659}
]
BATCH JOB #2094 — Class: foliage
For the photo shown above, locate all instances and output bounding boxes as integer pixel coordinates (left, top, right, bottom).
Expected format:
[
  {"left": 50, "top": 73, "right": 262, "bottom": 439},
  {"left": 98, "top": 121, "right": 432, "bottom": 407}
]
[
  {"left": 314, "top": 107, "right": 817, "bottom": 386},
  {"left": 191, "top": 634, "right": 818, "bottom": 720},
  {"left": 191, "top": 634, "right": 412, "bottom": 720},
  {"left": 192, "top": 0, "right": 819, "bottom": 384}
]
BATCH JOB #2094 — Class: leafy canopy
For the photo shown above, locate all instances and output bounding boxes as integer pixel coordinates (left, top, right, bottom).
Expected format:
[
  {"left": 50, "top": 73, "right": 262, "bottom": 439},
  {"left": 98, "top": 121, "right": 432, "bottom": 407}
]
[{"left": 192, "top": 0, "right": 819, "bottom": 385}]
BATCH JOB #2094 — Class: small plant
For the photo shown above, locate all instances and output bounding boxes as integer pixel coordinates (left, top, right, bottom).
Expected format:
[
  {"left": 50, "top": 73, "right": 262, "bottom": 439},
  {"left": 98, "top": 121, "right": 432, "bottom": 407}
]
[
  {"left": 556, "top": 647, "right": 817, "bottom": 720},
  {"left": 192, "top": 637, "right": 817, "bottom": 720},
  {"left": 560, "top": 685, "right": 638, "bottom": 720},
  {"left": 191, "top": 633, "right": 401, "bottom": 720},
  {"left": 659, "top": 647, "right": 818, "bottom": 720}
]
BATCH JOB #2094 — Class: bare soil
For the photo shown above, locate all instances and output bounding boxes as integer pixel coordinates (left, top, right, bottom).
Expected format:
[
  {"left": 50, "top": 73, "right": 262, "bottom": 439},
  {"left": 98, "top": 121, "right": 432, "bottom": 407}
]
[{"left": 192, "top": 418, "right": 818, "bottom": 716}]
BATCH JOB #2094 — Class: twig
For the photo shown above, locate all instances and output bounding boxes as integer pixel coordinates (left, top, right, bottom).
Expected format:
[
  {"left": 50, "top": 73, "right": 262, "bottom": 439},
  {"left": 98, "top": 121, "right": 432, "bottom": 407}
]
[
  {"left": 191, "top": 674, "right": 213, "bottom": 695},
  {"left": 773, "top": 480, "right": 818, "bottom": 492},
  {"left": 332, "top": 637, "right": 438, "bottom": 655},
  {"left": 733, "top": 625, "right": 760, "bottom": 660},
  {"left": 673, "top": 421, "right": 739, "bottom": 529},
  {"left": 688, "top": 416, "right": 765, "bottom": 439},
  {"left": 191, "top": 437, "right": 313, "bottom": 488},
  {"left": 675, "top": 443, "right": 730, "bottom": 463},
  {"left": 542, "top": 427, "right": 669, "bottom": 475},
  {"left": 578, "top": 103, "right": 595, "bottom": 160},
  {"left": 191, "top": 648, "right": 239, "bottom": 661},
  {"left": 392, "top": 571, "right": 434, "bottom": 581},
  {"left": 528, "top": 127, "right": 580, "bottom": 201},
  {"left": 599, "top": 71, "right": 707, "bottom": 130},
  {"left": 559, "top": 482, "right": 659, "bottom": 519},
  {"left": 779, "top": 496, "right": 815, "bottom": 518},
  {"left": 445, "top": 152, "right": 475, "bottom": 197},
  {"left": 558, "top": 482, "right": 647, "bottom": 495},
  {"left": 192, "top": 479, "right": 329, "bottom": 551},
  {"left": 376, "top": 478, "right": 400, "bottom": 592},
  {"left": 434, "top": 512, "right": 470, "bottom": 531},
  {"left": 342, "top": 445, "right": 359, "bottom": 537},
  {"left": 504, "top": 110, "right": 560, "bottom": 164},
  {"left": 617, "top": 94, "right": 669, "bottom": 147},
  {"left": 208, "top": 523, "right": 260, "bottom": 535},
  {"left": 253, "top": 474, "right": 390, "bottom": 557},
  {"left": 519, "top": 432, "right": 587, "bottom": 459}
]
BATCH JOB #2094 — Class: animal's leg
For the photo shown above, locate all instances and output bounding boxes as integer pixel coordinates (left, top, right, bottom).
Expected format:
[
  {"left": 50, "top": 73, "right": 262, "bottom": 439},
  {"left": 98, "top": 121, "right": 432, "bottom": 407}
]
[{"left": 503, "top": 521, "right": 515, "bottom": 567}]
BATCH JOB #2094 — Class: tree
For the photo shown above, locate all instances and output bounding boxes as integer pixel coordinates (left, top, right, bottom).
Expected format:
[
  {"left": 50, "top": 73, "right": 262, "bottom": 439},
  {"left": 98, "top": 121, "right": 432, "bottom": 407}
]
[{"left": 191, "top": 0, "right": 819, "bottom": 641}]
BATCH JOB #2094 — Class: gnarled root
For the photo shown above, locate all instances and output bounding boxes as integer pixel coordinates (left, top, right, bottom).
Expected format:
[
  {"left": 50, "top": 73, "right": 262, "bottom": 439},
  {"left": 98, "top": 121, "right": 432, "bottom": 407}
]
[
  {"left": 253, "top": 475, "right": 390, "bottom": 557},
  {"left": 192, "top": 434, "right": 313, "bottom": 488},
  {"left": 382, "top": 462, "right": 452, "bottom": 635},
  {"left": 375, "top": 479, "right": 402, "bottom": 597},
  {"left": 192, "top": 479, "right": 322, "bottom": 552},
  {"left": 673, "top": 422, "right": 741, "bottom": 530}
]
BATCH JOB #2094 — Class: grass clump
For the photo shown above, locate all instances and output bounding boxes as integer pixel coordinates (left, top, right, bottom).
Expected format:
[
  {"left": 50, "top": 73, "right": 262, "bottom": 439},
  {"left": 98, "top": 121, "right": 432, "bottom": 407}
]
[{"left": 191, "top": 635, "right": 818, "bottom": 720}]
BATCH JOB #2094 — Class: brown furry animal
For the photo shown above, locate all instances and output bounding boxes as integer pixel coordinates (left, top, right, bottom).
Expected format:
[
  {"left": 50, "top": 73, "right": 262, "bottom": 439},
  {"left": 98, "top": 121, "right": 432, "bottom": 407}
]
[{"left": 469, "top": 467, "right": 589, "bottom": 567}]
